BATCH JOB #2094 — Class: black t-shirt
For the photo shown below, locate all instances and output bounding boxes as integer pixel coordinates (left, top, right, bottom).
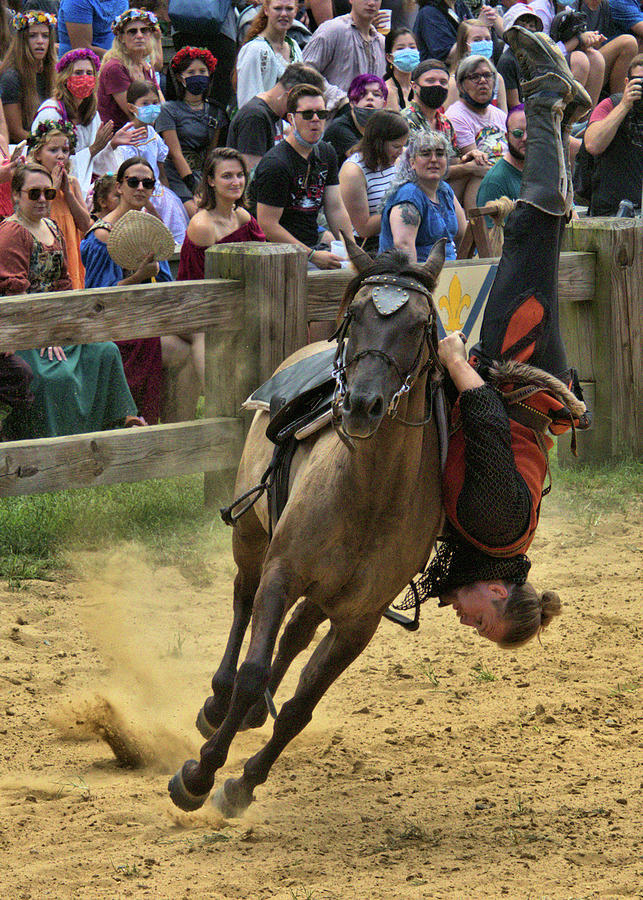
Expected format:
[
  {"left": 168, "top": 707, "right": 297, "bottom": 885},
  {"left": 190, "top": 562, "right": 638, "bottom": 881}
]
[
  {"left": 497, "top": 49, "right": 522, "bottom": 102},
  {"left": 249, "top": 139, "right": 339, "bottom": 248},
  {"left": 0, "top": 68, "right": 48, "bottom": 107},
  {"left": 323, "top": 105, "right": 361, "bottom": 162},
  {"left": 590, "top": 94, "right": 643, "bottom": 215},
  {"left": 577, "top": 0, "right": 614, "bottom": 37},
  {"left": 227, "top": 97, "right": 281, "bottom": 159}
]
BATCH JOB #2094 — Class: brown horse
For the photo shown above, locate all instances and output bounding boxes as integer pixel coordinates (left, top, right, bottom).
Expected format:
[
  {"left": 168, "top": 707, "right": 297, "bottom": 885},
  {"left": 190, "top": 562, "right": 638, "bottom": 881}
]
[{"left": 168, "top": 239, "right": 447, "bottom": 816}]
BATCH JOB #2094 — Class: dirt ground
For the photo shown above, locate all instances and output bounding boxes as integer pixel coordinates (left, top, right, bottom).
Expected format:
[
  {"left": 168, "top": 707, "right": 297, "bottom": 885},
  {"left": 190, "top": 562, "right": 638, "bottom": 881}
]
[{"left": 1, "top": 493, "right": 641, "bottom": 900}]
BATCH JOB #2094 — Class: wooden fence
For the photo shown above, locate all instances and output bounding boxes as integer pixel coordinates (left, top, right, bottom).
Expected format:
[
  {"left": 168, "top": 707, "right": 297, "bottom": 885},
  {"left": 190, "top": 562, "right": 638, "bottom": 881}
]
[{"left": 0, "top": 218, "right": 640, "bottom": 503}]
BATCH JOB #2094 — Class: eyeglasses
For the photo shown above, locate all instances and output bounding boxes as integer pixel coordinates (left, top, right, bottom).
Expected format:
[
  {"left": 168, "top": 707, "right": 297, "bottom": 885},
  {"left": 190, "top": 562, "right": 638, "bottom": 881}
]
[
  {"left": 417, "top": 148, "right": 446, "bottom": 158},
  {"left": 125, "top": 176, "right": 156, "bottom": 190},
  {"left": 125, "top": 26, "right": 151, "bottom": 35},
  {"left": 509, "top": 128, "right": 526, "bottom": 138},
  {"left": 21, "top": 187, "right": 56, "bottom": 200},
  {"left": 295, "top": 109, "right": 329, "bottom": 120},
  {"left": 465, "top": 72, "right": 494, "bottom": 84}
]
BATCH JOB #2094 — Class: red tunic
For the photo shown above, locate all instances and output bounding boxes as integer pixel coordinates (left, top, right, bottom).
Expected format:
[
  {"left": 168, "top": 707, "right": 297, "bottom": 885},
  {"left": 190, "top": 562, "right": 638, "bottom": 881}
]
[{"left": 177, "top": 217, "right": 266, "bottom": 281}]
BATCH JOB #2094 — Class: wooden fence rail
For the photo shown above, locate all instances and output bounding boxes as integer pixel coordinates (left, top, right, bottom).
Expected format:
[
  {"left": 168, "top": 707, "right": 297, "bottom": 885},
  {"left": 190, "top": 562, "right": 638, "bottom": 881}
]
[{"left": 0, "top": 219, "right": 639, "bottom": 502}]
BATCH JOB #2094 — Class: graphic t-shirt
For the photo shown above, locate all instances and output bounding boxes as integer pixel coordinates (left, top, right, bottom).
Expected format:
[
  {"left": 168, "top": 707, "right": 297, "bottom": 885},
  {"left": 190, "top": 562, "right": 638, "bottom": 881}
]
[
  {"left": 249, "top": 139, "right": 339, "bottom": 248},
  {"left": 446, "top": 100, "right": 507, "bottom": 159}
]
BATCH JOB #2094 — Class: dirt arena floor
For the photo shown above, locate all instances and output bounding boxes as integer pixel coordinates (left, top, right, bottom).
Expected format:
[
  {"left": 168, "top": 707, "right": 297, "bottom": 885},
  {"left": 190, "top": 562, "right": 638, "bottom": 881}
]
[{"left": 1, "top": 492, "right": 641, "bottom": 900}]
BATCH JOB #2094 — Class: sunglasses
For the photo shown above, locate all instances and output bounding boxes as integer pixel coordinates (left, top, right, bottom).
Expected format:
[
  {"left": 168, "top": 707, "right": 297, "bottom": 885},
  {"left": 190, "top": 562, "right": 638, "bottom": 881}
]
[
  {"left": 417, "top": 148, "right": 446, "bottom": 158},
  {"left": 22, "top": 187, "right": 56, "bottom": 200},
  {"left": 509, "top": 128, "right": 526, "bottom": 138},
  {"left": 125, "top": 176, "right": 156, "bottom": 190},
  {"left": 465, "top": 72, "right": 494, "bottom": 83},
  {"left": 125, "top": 26, "right": 151, "bottom": 35},
  {"left": 295, "top": 109, "right": 329, "bottom": 120}
]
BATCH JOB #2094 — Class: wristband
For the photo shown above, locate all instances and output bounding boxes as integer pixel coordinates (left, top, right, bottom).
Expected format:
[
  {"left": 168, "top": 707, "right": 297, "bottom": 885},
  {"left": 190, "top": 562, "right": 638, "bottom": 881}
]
[{"left": 307, "top": 248, "right": 315, "bottom": 260}]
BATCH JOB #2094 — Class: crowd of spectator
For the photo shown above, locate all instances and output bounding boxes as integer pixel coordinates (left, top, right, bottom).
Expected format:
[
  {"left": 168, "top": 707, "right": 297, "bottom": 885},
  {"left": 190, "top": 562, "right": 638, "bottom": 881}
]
[{"left": 0, "top": 0, "right": 641, "bottom": 442}]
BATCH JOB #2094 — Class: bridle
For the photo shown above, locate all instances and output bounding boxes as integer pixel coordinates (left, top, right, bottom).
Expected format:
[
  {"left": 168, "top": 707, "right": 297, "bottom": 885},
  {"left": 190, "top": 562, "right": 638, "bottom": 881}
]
[{"left": 331, "top": 273, "right": 443, "bottom": 444}]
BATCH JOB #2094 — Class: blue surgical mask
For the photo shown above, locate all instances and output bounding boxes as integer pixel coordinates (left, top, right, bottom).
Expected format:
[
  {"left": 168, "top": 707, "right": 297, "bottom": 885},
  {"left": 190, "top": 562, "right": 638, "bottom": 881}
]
[
  {"left": 293, "top": 126, "right": 321, "bottom": 148},
  {"left": 184, "top": 74, "right": 210, "bottom": 96},
  {"left": 137, "top": 102, "right": 161, "bottom": 124},
  {"left": 392, "top": 48, "right": 420, "bottom": 73},
  {"left": 470, "top": 40, "right": 494, "bottom": 60}
]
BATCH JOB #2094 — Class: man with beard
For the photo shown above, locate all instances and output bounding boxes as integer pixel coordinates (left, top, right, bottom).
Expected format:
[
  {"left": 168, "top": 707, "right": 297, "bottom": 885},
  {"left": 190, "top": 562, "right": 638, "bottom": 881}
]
[{"left": 477, "top": 103, "right": 527, "bottom": 213}]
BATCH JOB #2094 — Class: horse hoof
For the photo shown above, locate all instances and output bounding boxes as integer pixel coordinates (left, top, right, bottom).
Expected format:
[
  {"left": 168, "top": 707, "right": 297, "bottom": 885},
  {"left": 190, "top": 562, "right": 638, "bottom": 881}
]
[
  {"left": 239, "top": 699, "right": 268, "bottom": 732},
  {"left": 168, "top": 762, "right": 210, "bottom": 812},
  {"left": 196, "top": 705, "right": 217, "bottom": 740},
  {"left": 211, "top": 778, "right": 253, "bottom": 818}
]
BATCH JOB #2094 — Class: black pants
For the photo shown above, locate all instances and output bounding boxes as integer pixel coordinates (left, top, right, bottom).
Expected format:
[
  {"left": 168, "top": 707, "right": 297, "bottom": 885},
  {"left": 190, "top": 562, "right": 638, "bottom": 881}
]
[
  {"left": 0, "top": 353, "right": 33, "bottom": 434},
  {"left": 478, "top": 203, "right": 568, "bottom": 378}
]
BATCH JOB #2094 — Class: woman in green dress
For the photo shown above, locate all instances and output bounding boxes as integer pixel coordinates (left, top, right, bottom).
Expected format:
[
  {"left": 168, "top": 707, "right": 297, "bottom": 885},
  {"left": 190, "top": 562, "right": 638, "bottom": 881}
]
[{"left": 0, "top": 162, "right": 143, "bottom": 440}]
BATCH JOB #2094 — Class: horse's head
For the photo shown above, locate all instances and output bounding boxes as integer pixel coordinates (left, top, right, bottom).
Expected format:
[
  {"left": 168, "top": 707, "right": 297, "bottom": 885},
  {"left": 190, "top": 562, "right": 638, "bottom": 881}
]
[{"left": 333, "top": 234, "right": 446, "bottom": 440}]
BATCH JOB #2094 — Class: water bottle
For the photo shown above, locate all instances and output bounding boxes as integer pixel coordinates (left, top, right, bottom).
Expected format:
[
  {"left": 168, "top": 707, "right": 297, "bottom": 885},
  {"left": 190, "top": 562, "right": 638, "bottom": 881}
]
[{"left": 615, "top": 200, "right": 635, "bottom": 218}]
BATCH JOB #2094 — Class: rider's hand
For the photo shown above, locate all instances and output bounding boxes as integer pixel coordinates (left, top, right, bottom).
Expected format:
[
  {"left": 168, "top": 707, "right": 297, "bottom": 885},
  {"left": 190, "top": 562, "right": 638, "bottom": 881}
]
[{"left": 438, "top": 332, "right": 468, "bottom": 369}]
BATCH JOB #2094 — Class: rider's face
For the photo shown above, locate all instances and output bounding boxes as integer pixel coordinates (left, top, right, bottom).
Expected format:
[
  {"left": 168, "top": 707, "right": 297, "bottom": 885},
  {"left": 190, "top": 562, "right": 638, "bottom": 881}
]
[{"left": 441, "top": 581, "right": 510, "bottom": 644}]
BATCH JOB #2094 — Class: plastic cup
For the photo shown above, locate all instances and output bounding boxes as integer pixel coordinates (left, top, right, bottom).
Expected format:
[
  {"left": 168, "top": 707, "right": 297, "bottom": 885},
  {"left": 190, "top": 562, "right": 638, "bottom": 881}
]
[
  {"left": 376, "top": 9, "right": 392, "bottom": 35},
  {"left": 330, "top": 239, "right": 350, "bottom": 268}
]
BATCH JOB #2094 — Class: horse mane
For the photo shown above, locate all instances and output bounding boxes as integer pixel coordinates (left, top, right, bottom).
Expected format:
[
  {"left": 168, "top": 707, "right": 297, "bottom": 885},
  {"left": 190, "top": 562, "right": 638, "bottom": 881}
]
[{"left": 336, "top": 250, "right": 438, "bottom": 325}]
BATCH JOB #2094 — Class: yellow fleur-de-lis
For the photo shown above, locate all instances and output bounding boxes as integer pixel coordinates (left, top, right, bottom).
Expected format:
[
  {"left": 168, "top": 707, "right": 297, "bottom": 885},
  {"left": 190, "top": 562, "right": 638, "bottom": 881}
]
[{"left": 438, "top": 274, "right": 471, "bottom": 332}]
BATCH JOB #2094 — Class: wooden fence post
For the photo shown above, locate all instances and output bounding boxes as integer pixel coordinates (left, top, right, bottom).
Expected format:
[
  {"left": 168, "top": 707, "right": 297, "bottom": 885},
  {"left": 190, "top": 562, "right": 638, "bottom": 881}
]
[
  {"left": 560, "top": 218, "right": 642, "bottom": 464},
  {"left": 202, "top": 243, "right": 308, "bottom": 507}
]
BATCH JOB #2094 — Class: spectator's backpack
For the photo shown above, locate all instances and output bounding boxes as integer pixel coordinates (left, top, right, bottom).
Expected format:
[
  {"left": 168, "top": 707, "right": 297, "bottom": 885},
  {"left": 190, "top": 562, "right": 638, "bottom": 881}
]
[{"left": 169, "top": 0, "right": 233, "bottom": 39}]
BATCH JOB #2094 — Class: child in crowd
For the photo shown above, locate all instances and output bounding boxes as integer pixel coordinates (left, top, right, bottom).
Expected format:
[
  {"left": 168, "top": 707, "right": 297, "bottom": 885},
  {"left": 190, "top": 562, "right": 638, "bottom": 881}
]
[
  {"left": 28, "top": 120, "right": 92, "bottom": 290},
  {"left": 89, "top": 173, "right": 119, "bottom": 221},
  {"left": 115, "top": 80, "right": 188, "bottom": 243}
]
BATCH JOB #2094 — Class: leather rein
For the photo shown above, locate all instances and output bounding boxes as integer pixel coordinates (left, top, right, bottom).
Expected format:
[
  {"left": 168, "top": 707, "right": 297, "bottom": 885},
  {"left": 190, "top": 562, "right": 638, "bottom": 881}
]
[{"left": 331, "top": 274, "right": 443, "bottom": 445}]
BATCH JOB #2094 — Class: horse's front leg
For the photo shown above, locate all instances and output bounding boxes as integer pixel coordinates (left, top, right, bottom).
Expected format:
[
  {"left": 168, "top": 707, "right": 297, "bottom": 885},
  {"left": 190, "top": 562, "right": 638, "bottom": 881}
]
[
  {"left": 240, "top": 597, "right": 327, "bottom": 731},
  {"left": 213, "top": 614, "right": 381, "bottom": 818},
  {"left": 197, "top": 513, "right": 267, "bottom": 738},
  {"left": 169, "top": 563, "right": 296, "bottom": 811}
]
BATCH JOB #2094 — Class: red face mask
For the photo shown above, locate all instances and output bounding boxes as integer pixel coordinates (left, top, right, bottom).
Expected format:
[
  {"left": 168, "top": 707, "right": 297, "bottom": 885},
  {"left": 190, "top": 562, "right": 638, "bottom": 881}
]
[{"left": 67, "top": 74, "right": 96, "bottom": 99}]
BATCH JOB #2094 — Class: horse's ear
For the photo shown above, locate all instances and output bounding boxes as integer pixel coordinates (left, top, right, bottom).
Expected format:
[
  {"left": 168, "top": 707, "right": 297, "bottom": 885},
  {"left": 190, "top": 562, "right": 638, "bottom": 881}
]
[
  {"left": 341, "top": 230, "right": 373, "bottom": 273},
  {"left": 422, "top": 238, "right": 447, "bottom": 286}
]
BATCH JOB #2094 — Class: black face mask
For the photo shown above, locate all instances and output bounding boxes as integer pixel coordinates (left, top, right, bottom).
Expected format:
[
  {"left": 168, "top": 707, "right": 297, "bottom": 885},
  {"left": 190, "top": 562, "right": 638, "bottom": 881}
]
[
  {"left": 417, "top": 84, "right": 448, "bottom": 110},
  {"left": 459, "top": 88, "right": 490, "bottom": 112}
]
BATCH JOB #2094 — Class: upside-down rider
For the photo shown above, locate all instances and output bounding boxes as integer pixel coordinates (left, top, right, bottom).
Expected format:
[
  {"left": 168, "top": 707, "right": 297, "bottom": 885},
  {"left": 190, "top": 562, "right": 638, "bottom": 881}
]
[{"left": 410, "top": 26, "right": 592, "bottom": 648}]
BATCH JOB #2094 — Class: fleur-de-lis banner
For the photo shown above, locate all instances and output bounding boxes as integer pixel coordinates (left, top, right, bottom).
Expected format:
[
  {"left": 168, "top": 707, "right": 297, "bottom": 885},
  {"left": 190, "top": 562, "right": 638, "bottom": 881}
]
[{"left": 434, "top": 263, "right": 498, "bottom": 344}]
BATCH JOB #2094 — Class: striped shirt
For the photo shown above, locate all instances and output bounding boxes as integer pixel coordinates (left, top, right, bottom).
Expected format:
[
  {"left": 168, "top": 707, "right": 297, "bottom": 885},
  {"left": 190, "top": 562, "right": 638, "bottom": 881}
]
[{"left": 346, "top": 152, "right": 397, "bottom": 214}]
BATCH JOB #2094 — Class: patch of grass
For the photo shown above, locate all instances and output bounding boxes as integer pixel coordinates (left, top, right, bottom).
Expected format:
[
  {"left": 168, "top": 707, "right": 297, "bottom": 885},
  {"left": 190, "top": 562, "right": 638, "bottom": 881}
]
[
  {"left": 111, "top": 861, "right": 140, "bottom": 878},
  {"left": 420, "top": 660, "right": 440, "bottom": 687},
  {"left": 549, "top": 454, "right": 642, "bottom": 517},
  {"left": 472, "top": 663, "right": 496, "bottom": 683},
  {"left": 54, "top": 775, "right": 91, "bottom": 800},
  {"left": 165, "top": 632, "right": 186, "bottom": 659},
  {"left": 0, "top": 475, "right": 228, "bottom": 581},
  {"left": 609, "top": 681, "right": 638, "bottom": 696}
]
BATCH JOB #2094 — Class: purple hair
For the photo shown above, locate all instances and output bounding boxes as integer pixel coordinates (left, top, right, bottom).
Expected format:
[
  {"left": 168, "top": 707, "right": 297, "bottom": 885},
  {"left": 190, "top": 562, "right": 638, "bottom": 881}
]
[
  {"left": 506, "top": 103, "right": 525, "bottom": 130},
  {"left": 347, "top": 74, "right": 388, "bottom": 104}
]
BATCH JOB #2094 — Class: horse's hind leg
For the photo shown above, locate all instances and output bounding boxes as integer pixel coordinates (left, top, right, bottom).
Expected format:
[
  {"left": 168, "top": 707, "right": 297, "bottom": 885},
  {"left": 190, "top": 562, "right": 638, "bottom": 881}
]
[
  {"left": 198, "top": 511, "right": 267, "bottom": 738},
  {"left": 240, "top": 598, "right": 327, "bottom": 731},
  {"left": 169, "top": 562, "right": 297, "bottom": 810},
  {"left": 213, "top": 616, "right": 380, "bottom": 818}
]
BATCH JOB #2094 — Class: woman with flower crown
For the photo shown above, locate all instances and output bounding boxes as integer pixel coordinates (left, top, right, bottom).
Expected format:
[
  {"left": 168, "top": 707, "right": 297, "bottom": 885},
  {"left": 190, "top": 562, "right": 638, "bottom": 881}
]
[
  {"left": 32, "top": 48, "right": 145, "bottom": 198},
  {"left": 97, "top": 8, "right": 161, "bottom": 131},
  {"left": 0, "top": 10, "right": 57, "bottom": 143},
  {"left": 156, "top": 47, "right": 221, "bottom": 219}
]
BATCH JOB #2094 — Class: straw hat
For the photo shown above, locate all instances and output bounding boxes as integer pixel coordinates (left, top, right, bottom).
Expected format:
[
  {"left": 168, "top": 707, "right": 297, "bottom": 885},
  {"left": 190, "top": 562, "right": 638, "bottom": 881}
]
[{"left": 106, "top": 210, "right": 175, "bottom": 271}]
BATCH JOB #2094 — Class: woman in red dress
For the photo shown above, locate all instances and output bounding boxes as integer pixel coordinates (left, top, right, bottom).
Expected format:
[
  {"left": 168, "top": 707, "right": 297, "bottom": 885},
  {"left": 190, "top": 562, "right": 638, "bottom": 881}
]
[{"left": 178, "top": 147, "right": 265, "bottom": 392}]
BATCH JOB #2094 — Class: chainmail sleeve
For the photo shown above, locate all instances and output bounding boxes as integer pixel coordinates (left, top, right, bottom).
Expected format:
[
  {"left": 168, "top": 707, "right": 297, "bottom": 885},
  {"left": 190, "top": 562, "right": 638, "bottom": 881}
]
[{"left": 455, "top": 384, "right": 532, "bottom": 548}]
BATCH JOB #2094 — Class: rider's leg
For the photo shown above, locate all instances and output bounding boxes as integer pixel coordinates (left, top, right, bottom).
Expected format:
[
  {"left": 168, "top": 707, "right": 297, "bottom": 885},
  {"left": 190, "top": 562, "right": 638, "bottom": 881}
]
[{"left": 475, "top": 27, "right": 591, "bottom": 379}]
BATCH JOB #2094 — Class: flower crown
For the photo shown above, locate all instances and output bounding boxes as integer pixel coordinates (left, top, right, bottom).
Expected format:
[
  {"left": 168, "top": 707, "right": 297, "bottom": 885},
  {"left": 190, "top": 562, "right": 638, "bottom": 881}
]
[
  {"left": 12, "top": 10, "right": 56, "bottom": 31},
  {"left": 28, "top": 119, "right": 78, "bottom": 153},
  {"left": 170, "top": 46, "right": 218, "bottom": 74},
  {"left": 56, "top": 48, "right": 101, "bottom": 73},
  {"left": 111, "top": 8, "right": 158, "bottom": 34}
]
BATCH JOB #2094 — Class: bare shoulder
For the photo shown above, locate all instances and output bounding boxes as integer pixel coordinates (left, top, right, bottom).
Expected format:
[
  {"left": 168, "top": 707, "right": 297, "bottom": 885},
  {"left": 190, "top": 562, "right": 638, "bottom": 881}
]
[
  {"left": 236, "top": 207, "right": 251, "bottom": 226},
  {"left": 187, "top": 210, "right": 217, "bottom": 246}
]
